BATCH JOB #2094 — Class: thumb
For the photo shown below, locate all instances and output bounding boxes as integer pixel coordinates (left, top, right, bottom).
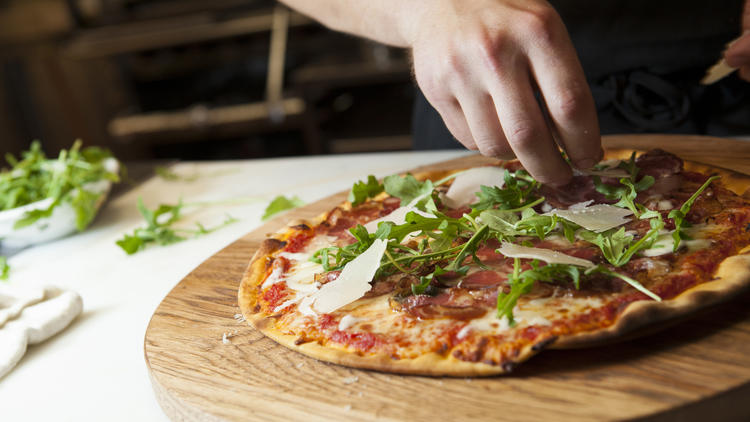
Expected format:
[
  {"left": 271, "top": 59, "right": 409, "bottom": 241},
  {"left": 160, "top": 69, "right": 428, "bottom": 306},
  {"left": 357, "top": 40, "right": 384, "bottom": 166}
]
[
  {"left": 725, "top": 32, "right": 750, "bottom": 68},
  {"left": 725, "top": 0, "right": 750, "bottom": 67}
]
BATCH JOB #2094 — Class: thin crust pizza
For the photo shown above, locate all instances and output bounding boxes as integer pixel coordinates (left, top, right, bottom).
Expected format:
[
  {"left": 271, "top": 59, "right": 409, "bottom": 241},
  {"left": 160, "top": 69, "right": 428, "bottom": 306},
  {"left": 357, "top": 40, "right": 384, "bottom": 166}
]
[{"left": 239, "top": 149, "right": 750, "bottom": 376}]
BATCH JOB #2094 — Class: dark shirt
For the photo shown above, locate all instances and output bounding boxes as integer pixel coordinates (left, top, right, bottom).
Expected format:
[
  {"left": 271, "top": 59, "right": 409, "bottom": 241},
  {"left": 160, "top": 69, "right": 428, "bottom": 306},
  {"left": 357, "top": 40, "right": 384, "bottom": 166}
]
[{"left": 413, "top": 1, "right": 749, "bottom": 150}]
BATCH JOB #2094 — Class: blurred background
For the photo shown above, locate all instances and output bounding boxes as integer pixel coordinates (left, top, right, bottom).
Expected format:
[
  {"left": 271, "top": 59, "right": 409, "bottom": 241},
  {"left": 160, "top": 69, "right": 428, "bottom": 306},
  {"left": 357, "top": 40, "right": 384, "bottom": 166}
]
[{"left": 0, "top": 0, "right": 414, "bottom": 161}]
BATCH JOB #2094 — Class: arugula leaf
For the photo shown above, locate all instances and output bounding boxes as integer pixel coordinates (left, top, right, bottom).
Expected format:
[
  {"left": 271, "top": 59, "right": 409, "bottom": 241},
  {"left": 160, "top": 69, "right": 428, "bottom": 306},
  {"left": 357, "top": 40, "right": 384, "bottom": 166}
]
[
  {"left": 668, "top": 176, "right": 720, "bottom": 251},
  {"left": 412, "top": 266, "right": 449, "bottom": 295},
  {"left": 116, "top": 198, "right": 237, "bottom": 255},
  {"left": 617, "top": 152, "right": 640, "bottom": 179},
  {"left": 592, "top": 153, "right": 655, "bottom": 217},
  {"left": 585, "top": 265, "right": 661, "bottom": 301},
  {"left": 479, "top": 209, "right": 522, "bottom": 238},
  {"left": 262, "top": 195, "right": 304, "bottom": 221},
  {"left": 577, "top": 227, "right": 633, "bottom": 266},
  {"left": 445, "top": 224, "right": 489, "bottom": 272},
  {"left": 514, "top": 208, "right": 558, "bottom": 239},
  {"left": 348, "top": 175, "right": 384, "bottom": 206},
  {"left": 578, "top": 214, "right": 663, "bottom": 267},
  {"left": 427, "top": 219, "right": 459, "bottom": 252},
  {"left": 471, "top": 170, "right": 539, "bottom": 211},
  {"left": 386, "top": 211, "right": 447, "bottom": 243},
  {"left": 497, "top": 259, "right": 581, "bottom": 324},
  {"left": 0, "top": 256, "right": 9, "bottom": 280},
  {"left": 71, "top": 188, "right": 103, "bottom": 231},
  {"left": 594, "top": 176, "right": 654, "bottom": 216},
  {"left": 13, "top": 200, "right": 59, "bottom": 229},
  {"left": 383, "top": 174, "right": 435, "bottom": 210},
  {"left": 155, "top": 166, "right": 200, "bottom": 182}
]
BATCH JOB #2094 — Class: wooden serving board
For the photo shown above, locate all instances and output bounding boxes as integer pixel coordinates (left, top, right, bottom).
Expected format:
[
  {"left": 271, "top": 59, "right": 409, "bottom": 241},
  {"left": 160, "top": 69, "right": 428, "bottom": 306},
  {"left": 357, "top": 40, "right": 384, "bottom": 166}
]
[{"left": 145, "top": 135, "right": 750, "bottom": 422}]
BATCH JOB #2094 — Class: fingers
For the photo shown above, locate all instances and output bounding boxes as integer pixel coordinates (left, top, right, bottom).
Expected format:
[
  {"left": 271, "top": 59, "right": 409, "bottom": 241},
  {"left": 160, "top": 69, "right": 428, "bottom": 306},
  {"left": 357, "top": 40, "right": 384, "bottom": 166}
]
[
  {"left": 485, "top": 67, "right": 573, "bottom": 186},
  {"left": 725, "top": 31, "right": 750, "bottom": 69},
  {"left": 410, "top": 1, "right": 598, "bottom": 186},
  {"left": 526, "top": 15, "right": 602, "bottom": 170},
  {"left": 430, "top": 97, "right": 478, "bottom": 150},
  {"left": 739, "top": 66, "right": 750, "bottom": 82},
  {"left": 454, "top": 92, "right": 514, "bottom": 158}
]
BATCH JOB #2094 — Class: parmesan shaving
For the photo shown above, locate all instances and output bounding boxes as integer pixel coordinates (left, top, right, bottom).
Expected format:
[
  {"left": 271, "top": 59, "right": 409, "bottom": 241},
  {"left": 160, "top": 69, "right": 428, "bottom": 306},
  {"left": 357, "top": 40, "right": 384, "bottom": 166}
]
[
  {"left": 310, "top": 239, "right": 387, "bottom": 313},
  {"left": 444, "top": 167, "right": 505, "bottom": 208},
  {"left": 545, "top": 202, "right": 633, "bottom": 233},
  {"left": 498, "top": 242, "right": 595, "bottom": 268}
]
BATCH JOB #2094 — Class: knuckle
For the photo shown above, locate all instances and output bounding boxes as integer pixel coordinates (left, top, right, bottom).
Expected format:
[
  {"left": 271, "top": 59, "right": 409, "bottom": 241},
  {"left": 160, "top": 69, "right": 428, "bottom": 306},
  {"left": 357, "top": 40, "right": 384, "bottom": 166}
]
[
  {"left": 475, "top": 137, "right": 513, "bottom": 158},
  {"left": 473, "top": 31, "right": 508, "bottom": 74},
  {"left": 520, "top": 6, "right": 560, "bottom": 45},
  {"left": 551, "top": 88, "right": 584, "bottom": 120},
  {"left": 441, "top": 47, "right": 464, "bottom": 74},
  {"left": 506, "top": 122, "right": 537, "bottom": 151}
]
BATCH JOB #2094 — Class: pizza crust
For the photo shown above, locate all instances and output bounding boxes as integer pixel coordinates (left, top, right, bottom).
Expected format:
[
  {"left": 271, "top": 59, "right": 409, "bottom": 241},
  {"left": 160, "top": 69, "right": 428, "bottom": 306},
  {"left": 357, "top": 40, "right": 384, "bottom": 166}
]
[{"left": 238, "top": 150, "right": 750, "bottom": 376}]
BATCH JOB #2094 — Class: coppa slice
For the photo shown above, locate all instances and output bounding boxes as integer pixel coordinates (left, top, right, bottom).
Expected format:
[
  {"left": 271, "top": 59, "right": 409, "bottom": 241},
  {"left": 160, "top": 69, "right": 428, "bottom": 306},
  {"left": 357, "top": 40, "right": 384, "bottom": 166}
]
[{"left": 239, "top": 149, "right": 750, "bottom": 376}]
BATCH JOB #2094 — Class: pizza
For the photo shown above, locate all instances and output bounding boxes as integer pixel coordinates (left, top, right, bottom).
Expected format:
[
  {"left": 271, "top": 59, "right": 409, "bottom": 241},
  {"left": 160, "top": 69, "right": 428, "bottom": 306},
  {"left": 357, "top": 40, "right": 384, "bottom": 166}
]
[{"left": 238, "top": 149, "right": 750, "bottom": 376}]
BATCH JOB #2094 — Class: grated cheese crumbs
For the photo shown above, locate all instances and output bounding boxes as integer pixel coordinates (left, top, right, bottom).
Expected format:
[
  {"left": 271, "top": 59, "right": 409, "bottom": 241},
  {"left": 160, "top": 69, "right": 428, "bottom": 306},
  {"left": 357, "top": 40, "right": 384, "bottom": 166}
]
[{"left": 342, "top": 376, "right": 359, "bottom": 385}]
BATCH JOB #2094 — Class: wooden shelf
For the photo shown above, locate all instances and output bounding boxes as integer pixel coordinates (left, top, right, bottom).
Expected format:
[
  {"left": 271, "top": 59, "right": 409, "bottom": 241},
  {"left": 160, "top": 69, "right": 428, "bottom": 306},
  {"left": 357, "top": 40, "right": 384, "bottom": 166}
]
[
  {"left": 62, "top": 10, "right": 311, "bottom": 59},
  {"left": 108, "top": 97, "right": 306, "bottom": 140}
]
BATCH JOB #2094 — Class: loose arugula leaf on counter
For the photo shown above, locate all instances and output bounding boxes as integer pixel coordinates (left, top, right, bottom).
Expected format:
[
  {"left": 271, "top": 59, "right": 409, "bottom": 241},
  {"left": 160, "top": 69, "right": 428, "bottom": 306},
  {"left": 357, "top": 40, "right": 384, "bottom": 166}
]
[
  {"left": 116, "top": 198, "right": 237, "bottom": 255},
  {"left": 348, "top": 175, "right": 384, "bottom": 206},
  {"left": 262, "top": 195, "right": 305, "bottom": 221},
  {"left": 0, "top": 256, "right": 9, "bottom": 280},
  {"left": 155, "top": 166, "right": 238, "bottom": 183},
  {"left": 669, "top": 176, "right": 720, "bottom": 251},
  {"left": 1, "top": 140, "right": 120, "bottom": 231},
  {"left": 155, "top": 166, "right": 199, "bottom": 182}
]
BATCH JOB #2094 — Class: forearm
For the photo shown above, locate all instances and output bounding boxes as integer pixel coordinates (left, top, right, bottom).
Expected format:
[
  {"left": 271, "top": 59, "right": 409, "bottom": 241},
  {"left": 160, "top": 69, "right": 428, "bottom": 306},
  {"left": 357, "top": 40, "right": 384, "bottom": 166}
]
[{"left": 278, "top": 0, "right": 428, "bottom": 47}]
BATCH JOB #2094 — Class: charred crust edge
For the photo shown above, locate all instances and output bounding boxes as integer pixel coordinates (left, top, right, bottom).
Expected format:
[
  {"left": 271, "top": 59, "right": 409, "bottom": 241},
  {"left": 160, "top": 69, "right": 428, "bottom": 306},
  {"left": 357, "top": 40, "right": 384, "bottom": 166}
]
[
  {"left": 258, "top": 238, "right": 286, "bottom": 255},
  {"left": 531, "top": 336, "right": 558, "bottom": 352}
]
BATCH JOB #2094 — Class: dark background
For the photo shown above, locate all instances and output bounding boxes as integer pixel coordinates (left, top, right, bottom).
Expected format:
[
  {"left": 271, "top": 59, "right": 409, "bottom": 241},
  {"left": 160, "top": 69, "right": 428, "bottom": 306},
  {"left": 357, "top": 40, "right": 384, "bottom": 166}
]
[{"left": 0, "top": 0, "right": 415, "bottom": 161}]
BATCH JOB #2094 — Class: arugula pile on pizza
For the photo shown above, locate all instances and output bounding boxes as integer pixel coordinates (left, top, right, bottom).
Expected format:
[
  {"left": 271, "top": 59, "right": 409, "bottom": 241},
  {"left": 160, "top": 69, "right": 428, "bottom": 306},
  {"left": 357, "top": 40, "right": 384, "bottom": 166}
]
[{"left": 239, "top": 149, "right": 750, "bottom": 375}]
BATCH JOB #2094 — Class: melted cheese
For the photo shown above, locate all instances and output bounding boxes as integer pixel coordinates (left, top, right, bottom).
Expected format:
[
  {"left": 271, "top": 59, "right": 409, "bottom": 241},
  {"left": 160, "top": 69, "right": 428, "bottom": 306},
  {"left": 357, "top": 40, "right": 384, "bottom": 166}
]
[
  {"left": 498, "top": 242, "right": 595, "bottom": 267},
  {"left": 641, "top": 227, "right": 714, "bottom": 257},
  {"left": 444, "top": 167, "right": 505, "bottom": 209},
  {"left": 338, "top": 314, "right": 360, "bottom": 330},
  {"left": 545, "top": 201, "right": 633, "bottom": 232}
]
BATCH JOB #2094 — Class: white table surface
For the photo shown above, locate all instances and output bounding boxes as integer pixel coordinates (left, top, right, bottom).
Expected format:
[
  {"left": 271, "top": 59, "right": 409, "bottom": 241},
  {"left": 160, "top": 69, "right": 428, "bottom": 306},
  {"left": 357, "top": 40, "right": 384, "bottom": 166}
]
[{"left": 0, "top": 150, "right": 470, "bottom": 421}]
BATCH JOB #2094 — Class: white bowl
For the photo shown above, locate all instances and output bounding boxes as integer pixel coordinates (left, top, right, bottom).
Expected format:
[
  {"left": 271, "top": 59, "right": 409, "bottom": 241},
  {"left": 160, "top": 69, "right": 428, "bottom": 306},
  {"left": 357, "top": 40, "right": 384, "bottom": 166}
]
[{"left": 0, "top": 159, "right": 118, "bottom": 249}]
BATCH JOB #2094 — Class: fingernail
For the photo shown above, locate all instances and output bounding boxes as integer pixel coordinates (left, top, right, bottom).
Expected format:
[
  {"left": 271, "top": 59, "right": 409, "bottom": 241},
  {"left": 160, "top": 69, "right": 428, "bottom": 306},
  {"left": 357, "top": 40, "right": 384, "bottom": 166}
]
[{"left": 575, "top": 158, "right": 597, "bottom": 169}]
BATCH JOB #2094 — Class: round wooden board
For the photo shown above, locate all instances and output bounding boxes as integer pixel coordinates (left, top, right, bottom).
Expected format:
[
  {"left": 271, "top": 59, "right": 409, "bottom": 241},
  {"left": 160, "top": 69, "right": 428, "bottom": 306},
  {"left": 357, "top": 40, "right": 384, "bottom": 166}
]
[{"left": 145, "top": 135, "right": 750, "bottom": 422}]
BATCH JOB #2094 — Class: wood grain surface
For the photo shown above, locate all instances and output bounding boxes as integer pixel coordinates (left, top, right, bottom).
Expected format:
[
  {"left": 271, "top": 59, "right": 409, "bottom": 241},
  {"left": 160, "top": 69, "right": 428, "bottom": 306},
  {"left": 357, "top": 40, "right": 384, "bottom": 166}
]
[{"left": 144, "top": 135, "right": 750, "bottom": 422}]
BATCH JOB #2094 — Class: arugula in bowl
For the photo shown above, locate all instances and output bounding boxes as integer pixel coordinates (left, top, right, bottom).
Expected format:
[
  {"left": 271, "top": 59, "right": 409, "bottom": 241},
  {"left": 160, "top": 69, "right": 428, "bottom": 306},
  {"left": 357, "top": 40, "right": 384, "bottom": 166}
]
[{"left": 0, "top": 140, "right": 120, "bottom": 248}]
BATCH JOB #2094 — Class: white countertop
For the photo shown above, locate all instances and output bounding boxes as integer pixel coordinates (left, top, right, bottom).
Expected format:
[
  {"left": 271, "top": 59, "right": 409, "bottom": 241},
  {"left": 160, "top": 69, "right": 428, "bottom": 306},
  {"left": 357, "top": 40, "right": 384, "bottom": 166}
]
[{"left": 0, "top": 150, "right": 469, "bottom": 421}]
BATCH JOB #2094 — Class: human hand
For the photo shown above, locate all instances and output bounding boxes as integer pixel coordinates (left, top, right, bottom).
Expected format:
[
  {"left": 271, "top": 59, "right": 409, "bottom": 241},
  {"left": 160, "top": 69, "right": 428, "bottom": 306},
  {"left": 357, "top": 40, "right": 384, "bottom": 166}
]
[
  {"left": 406, "top": 0, "right": 601, "bottom": 186},
  {"left": 725, "top": 2, "right": 750, "bottom": 81}
]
